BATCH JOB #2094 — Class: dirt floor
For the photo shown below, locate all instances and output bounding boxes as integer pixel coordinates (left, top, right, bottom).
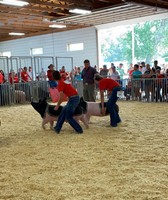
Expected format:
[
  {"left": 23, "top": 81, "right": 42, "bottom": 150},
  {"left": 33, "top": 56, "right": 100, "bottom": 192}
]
[{"left": 0, "top": 101, "right": 168, "bottom": 200}]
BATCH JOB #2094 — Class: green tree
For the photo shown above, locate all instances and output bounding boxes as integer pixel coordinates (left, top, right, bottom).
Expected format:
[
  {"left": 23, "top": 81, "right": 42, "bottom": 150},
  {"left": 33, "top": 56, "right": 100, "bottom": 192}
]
[
  {"left": 101, "top": 34, "right": 124, "bottom": 62},
  {"left": 117, "top": 30, "right": 132, "bottom": 63},
  {"left": 101, "top": 19, "right": 168, "bottom": 64},
  {"left": 118, "top": 21, "right": 162, "bottom": 64},
  {"left": 160, "top": 19, "right": 168, "bottom": 62}
]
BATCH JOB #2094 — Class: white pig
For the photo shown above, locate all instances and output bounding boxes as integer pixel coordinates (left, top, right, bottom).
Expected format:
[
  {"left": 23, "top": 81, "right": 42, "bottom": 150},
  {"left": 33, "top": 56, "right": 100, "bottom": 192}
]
[{"left": 79, "top": 97, "right": 119, "bottom": 123}]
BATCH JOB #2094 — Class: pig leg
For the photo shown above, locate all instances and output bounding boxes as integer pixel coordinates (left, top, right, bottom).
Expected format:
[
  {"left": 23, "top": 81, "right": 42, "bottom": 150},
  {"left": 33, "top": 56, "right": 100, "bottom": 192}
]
[
  {"left": 84, "top": 113, "right": 91, "bottom": 124},
  {"left": 80, "top": 115, "right": 89, "bottom": 129},
  {"left": 42, "top": 119, "right": 47, "bottom": 129},
  {"left": 50, "top": 121, "right": 54, "bottom": 130},
  {"left": 74, "top": 115, "right": 89, "bottom": 129},
  {"left": 42, "top": 113, "right": 50, "bottom": 129}
]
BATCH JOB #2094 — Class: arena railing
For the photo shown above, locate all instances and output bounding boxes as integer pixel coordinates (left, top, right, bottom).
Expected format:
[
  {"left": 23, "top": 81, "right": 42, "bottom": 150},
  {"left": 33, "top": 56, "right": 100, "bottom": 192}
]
[
  {"left": 0, "top": 81, "right": 49, "bottom": 106},
  {"left": 94, "top": 77, "right": 168, "bottom": 102},
  {"left": 0, "top": 77, "right": 168, "bottom": 106}
]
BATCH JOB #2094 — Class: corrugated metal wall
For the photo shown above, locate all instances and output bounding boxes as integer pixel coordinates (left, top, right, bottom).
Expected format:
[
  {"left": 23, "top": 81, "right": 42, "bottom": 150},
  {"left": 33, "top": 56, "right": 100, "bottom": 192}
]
[{"left": 0, "top": 27, "right": 98, "bottom": 72}]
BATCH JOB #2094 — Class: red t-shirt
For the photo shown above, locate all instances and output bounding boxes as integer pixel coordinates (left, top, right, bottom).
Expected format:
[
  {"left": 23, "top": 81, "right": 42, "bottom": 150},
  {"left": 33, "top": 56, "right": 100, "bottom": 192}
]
[
  {"left": 60, "top": 70, "right": 68, "bottom": 81},
  {"left": 21, "top": 71, "right": 29, "bottom": 82},
  {"left": 129, "top": 69, "right": 134, "bottom": 78},
  {"left": 0, "top": 73, "right": 3, "bottom": 84},
  {"left": 157, "top": 74, "right": 164, "bottom": 85},
  {"left": 47, "top": 69, "right": 54, "bottom": 81},
  {"left": 98, "top": 78, "right": 120, "bottom": 92},
  {"left": 57, "top": 80, "right": 78, "bottom": 97},
  {"left": 9, "top": 74, "right": 19, "bottom": 84}
]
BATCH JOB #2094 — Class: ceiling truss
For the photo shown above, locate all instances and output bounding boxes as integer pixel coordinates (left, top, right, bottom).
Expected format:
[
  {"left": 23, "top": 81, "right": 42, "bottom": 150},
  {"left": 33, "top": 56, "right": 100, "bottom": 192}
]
[{"left": 0, "top": 0, "right": 167, "bottom": 42}]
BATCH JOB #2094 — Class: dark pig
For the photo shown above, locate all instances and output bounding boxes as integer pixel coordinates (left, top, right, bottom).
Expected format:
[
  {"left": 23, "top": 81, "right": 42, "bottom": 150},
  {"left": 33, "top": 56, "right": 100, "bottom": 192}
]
[{"left": 31, "top": 98, "right": 89, "bottom": 129}]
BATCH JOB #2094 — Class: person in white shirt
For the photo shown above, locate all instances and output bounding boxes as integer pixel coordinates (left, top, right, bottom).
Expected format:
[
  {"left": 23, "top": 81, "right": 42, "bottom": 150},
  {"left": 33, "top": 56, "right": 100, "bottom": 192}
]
[
  {"left": 28, "top": 66, "right": 33, "bottom": 81},
  {"left": 109, "top": 65, "right": 120, "bottom": 81},
  {"left": 141, "top": 62, "right": 146, "bottom": 74},
  {"left": 39, "top": 68, "right": 47, "bottom": 81}
]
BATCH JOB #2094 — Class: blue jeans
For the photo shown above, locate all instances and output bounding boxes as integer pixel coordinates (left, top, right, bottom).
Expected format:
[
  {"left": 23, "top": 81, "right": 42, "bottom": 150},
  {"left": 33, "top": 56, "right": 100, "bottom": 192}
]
[
  {"left": 107, "top": 87, "right": 121, "bottom": 126},
  {"left": 54, "top": 95, "right": 83, "bottom": 133}
]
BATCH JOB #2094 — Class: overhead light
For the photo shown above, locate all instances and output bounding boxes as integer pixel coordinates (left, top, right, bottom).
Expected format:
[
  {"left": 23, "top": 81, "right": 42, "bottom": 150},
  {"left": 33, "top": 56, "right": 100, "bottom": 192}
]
[
  {"left": 43, "top": 18, "right": 50, "bottom": 22},
  {"left": 49, "top": 24, "right": 66, "bottom": 28},
  {"left": 0, "top": 0, "right": 29, "bottom": 7},
  {"left": 69, "top": 9, "right": 92, "bottom": 15},
  {"left": 9, "top": 32, "right": 25, "bottom": 36}
]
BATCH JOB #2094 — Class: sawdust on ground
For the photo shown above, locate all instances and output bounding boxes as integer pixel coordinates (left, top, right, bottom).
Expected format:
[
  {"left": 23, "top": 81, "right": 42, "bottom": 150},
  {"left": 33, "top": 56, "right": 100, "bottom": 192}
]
[{"left": 0, "top": 101, "right": 168, "bottom": 200}]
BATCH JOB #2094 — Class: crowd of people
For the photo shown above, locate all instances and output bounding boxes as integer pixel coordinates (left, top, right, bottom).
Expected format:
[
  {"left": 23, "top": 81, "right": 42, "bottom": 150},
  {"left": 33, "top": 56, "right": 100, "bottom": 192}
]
[
  {"left": 1, "top": 59, "right": 168, "bottom": 103},
  {"left": 125, "top": 60, "right": 168, "bottom": 102},
  {"left": 1, "top": 59, "right": 168, "bottom": 133}
]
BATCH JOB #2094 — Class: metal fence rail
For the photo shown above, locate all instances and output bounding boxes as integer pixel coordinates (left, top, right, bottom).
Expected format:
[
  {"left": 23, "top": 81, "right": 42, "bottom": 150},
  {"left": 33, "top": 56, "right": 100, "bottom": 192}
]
[
  {"left": 123, "top": 78, "right": 168, "bottom": 102},
  {"left": 1, "top": 77, "right": 168, "bottom": 106},
  {"left": 0, "top": 81, "right": 49, "bottom": 106}
]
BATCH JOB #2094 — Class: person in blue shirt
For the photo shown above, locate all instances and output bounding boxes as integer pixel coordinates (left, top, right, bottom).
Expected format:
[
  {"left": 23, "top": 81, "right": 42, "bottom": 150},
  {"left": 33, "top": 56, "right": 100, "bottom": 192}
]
[
  {"left": 74, "top": 67, "right": 82, "bottom": 81},
  {"left": 132, "top": 64, "right": 142, "bottom": 101}
]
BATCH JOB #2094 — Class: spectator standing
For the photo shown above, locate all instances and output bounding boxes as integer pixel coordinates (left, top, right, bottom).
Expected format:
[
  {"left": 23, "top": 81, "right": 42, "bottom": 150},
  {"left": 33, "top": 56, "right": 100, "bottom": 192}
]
[
  {"left": 0, "top": 70, "right": 7, "bottom": 106},
  {"left": 59, "top": 66, "right": 69, "bottom": 81},
  {"left": 9, "top": 70, "right": 19, "bottom": 84},
  {"left": 21, "top": 67, "right": 30, "bottom": 82},
  {"left": 0, "top": 70, "right": 6, "bottom": 83},
  {"left": 0, "top": 70, "right": 4, "bottom": 106},
  {"left": 81, "top": 59, "right": 97, "bottom": 102},
  {"left": 142, "top": 64, "right": 153, "bottom": 101},
  {"left": 17, "top": 68, "right": 22, "bottom": 81},
  {"left": 100, "top": 65, "right": 108, "bottom": 78},
  {"left": 74, "top": 67, "right": 82, "bottom": 81},
  {"left": 132, "top": 64, "right": 142, "bottom": 100},
  {"left": 21, "top": 66, "right": 31, "bottom": 100},
  {"left": 47, "top": 64, "right": 57, "bottom": 88},
  {"left": 109, "top": 65, "right": 120, "bottom": 81},
  {"left": 0, "top": 70, "right": 4, "bottom": 84},
  {"left": 39, "top": 68, "right": 47, "bottom": 81},
  {"left": 127, "top": 63, "right": 134, "bottom": 79},
  {"left": 28, "top": 66, "right": 33, "bottom": 81},
  {"left": 153, "top": 60, "right": 161, "bottom": 71},
  {"left": 155, "top": 68, "right": 164, "bottom": 102},
  {"left": 140, "top": 62, "right": 146, "bottom": 74},
  {"left": 117, "top": 63, "right": 125, "bottom": 80},
  {"left": 117, "top": 63, "right": 125, "bottom": 86}
]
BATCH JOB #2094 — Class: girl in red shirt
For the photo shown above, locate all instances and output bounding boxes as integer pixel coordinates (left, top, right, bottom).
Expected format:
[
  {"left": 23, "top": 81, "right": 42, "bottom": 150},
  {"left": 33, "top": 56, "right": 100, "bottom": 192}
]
[
  {"left": 0, "top": 70, "right": 6, "bottom": 83},
  {"left": 0, "top": 71, "right": 3, "bottom": 84},
  {"left": 9, "top": 71, "right": 19, "bottom": 84},
  {"left": 21, "top": 67, "right": 31, "bottom": 82},
  {"left": 59, "top": 66, "right": 69, "bottom": 81},
  {"left": 52, "top": 70, "right": 83, "bottom": 134},
  {"left": 95, "top": 74, "right": 122, "bottom": 127}
]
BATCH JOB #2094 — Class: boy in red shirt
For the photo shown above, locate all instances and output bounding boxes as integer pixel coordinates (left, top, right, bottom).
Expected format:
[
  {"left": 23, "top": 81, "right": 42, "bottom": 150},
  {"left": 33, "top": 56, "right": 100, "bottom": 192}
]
[
  {"left": 52, "top": 70, "right": 83, "bottom": 134},
  {"left": 47, "top": 64, "right": 57, "bottom": 88},
  {"left": 95, "top": 74, "right": 121, "bottom": 127}
]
